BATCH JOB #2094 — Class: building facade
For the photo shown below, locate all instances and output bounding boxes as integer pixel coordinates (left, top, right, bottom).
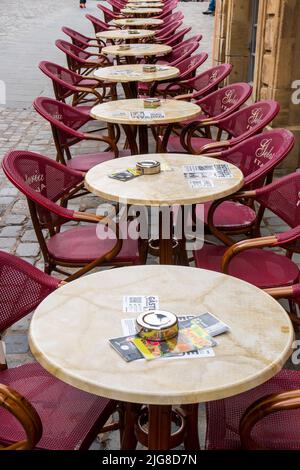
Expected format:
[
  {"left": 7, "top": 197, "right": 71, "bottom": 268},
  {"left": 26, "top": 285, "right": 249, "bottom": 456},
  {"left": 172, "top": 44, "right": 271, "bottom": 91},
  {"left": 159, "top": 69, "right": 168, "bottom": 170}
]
[{"left": 212, "top": 0, "right": 300, "bottom": 170}]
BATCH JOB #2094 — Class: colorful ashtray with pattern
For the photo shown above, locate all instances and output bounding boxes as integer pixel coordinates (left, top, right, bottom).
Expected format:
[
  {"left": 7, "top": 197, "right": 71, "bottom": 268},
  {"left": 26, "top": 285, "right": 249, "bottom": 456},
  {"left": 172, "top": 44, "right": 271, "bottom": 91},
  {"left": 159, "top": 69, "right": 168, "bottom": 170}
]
[
  {"left": 143, "top": 97, "right": 161, "bottom": 108},
  {"left": 136, "top": 310, "right": 179, "bottom": 342},
  {"left": 136, "top": 159, "right": 161, "bottom": 175},
  {"left": 128, "top": 29, "right": 139, "bottom": 34}
]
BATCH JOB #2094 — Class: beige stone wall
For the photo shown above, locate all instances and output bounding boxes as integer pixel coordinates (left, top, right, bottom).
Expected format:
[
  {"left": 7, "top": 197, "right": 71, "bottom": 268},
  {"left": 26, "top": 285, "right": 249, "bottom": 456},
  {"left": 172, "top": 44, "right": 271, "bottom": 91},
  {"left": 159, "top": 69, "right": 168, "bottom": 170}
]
[{"left": 213, "top": 0, "right": 300, "bottom": 171}]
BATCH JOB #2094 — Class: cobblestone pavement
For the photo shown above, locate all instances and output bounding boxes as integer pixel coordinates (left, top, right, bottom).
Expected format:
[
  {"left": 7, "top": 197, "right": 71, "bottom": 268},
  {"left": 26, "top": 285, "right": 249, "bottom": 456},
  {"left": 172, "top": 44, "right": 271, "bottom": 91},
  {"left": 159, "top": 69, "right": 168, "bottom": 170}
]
[{"left": 0, "top": 0, "right": 298, "bottom": 450}]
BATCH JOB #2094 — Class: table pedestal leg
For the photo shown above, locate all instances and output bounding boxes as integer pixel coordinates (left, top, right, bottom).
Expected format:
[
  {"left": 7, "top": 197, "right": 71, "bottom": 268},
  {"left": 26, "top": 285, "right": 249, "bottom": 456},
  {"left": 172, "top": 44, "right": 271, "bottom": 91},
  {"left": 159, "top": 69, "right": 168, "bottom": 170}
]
[
  {"left": 159, "top": 208, "right": 174, "bottom": 264},
  {"left": 148, "top": 405, "right": 172, "bottom": 450},
  {"left": 122, "top": 82, "right": 138, "bottom": 99},
  {"left": 138, "top": 125, "right": 149, "bottom": 154}
]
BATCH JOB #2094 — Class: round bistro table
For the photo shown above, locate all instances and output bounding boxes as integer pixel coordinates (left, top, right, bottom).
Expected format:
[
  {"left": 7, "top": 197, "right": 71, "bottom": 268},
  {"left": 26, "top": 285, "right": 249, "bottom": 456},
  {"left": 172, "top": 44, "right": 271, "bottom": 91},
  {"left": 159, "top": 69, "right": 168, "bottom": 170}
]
[
  {"left": 101, "top": 43, "right": 172, "bottom": 64},
  {"left": 90, "top": 99, "right": 200, "bottom": 153},
  {"left": 93, "top": 65, "right": 178, "bottom": 98},
  {"left": 29, "top": 265, "right": 294, "bottom": 450},
  {"left": 112, "top": 18, "right": 164, "bottom": 28},
  {"left": 85, "top": 154, "right": 244, "bottom": 264},
  {"left": 96, "top": 29, "right": 155, "bottom": 44},
  {"left": 121, "top": 8, "right": 162, "bottom": 16}
]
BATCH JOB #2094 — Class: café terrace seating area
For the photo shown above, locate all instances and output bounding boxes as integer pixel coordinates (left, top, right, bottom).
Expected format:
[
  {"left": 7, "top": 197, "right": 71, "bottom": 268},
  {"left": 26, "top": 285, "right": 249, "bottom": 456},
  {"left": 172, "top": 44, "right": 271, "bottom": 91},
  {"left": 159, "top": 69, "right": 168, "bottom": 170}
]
[{"left": 1, "top": 0, "right": 300, "bottom": 452}]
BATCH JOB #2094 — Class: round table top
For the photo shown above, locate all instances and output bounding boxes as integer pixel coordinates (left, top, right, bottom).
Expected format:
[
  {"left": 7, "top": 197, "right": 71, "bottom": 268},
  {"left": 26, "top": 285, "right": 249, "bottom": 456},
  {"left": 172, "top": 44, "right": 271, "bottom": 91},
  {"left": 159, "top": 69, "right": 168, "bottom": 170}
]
[
  {"left": 29, "top": 265, "right": 293, "bottom": 405},
  {"left": 93, "top": 64, "right": 180, "bottom": 84},
  {"left": 85, "top": 154, "right": 244, "bottom": 206},
  {"left": 121, "top": 8, "right": 162, "bottom": 14},
  {"left": 90, "top": 98, "right": 200, "bottom": 125},
  {"left": 102, "top": 43, "right": 171, "bottom": 57},
  {"left": 128, "top": 0, "right": 164, "bottom": 2},
  {"left": 127, "top": 2, "right": 164, "bottom": 7},
  {"left": 113, "top": 18, "right": 164, "bottom": 27},
  {"left": 96, "top": 29, "right": 155, "bottom": 41}
]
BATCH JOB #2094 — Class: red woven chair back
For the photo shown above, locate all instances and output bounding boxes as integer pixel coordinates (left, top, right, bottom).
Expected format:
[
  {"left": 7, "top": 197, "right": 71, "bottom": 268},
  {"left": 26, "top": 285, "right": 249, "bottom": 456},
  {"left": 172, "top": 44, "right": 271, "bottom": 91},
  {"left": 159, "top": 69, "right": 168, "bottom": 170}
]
[
  {"left": 255, "top": 171, "right": 300, "bottom": 230},
  {"left": 0, "top": 251, "right": 59, "bottom": 331},
  {"left": 33, "top": 97, "right": 89, "bottom": 148},
  {"left": 221, "top": 129, "right": 295, "bottom": 189},
  {"left": 219, "top": 100, "right": 280, "bottom": 143},
  {"left": 55, "top": 40, "right": 90, "bottom": 70},
  {"left": 107, "top": 0, "right": 125, "bottom": 13},
  {"left": 166, "top": 41, "right": 199, "bottom": 65},
  {"left": 85, "top": 14, "right": 110, "bottom": 34},
  {"left": 165, "top": 27, "right": 192, "bottom": 47},
  {"left": 173, "top": 35, "right": 202, "bottom": 51},
  {"left": 177, "top": 53, "right": 208, "bottom": 80},
  {"left": 2, "top": 151, "right": 82, "bottom": 241},
  {"left": 97, "top": 4, "right": 117, "bottom": 22},
  {"left": 62, "top": 27, "right": 90, "bottom": 49},
  {"left": 197, "top": 82, "right": 252, "bottom": 118},
  {"left": 39, "top": 62, "right": 81, "bottom": 101},
  {"left": 162, "top": 11, "right": 184, "bottom": 27},
  {"left": 191, "top": 64, "right": 233, "bottom": 95},
  {"left": 156, "top": 20, "right": 183, "bottom": 38}
]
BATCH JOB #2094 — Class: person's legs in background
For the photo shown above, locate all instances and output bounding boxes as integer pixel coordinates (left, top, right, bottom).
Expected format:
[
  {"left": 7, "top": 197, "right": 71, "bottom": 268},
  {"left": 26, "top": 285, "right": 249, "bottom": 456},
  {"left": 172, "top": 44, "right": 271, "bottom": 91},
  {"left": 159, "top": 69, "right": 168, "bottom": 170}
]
[
  {"left": 203, "top": 0, "right": 215, "bottom": 15},
  {"left": 80, "top": 0, "right": 87, "bottom": 8}
]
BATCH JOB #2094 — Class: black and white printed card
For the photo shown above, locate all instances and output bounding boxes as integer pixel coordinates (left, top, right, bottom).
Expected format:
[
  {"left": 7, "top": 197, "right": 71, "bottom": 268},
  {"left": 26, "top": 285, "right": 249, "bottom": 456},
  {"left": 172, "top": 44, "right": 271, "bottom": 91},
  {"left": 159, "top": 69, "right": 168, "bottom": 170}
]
[{"left": 122, "top": 295, "right": 159, "bottom": 313}]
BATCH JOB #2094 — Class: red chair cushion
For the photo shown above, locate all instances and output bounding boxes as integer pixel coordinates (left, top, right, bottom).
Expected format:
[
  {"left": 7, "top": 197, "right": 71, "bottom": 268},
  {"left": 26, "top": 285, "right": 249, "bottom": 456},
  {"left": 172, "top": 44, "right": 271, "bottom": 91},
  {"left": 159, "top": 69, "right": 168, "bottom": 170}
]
[
  {"left": 47, "top": 224, "right": 140, "bottom": 264},
  {"left": 66, "top": 150, "right": 131, "bottom": 172},
  {"left": 0, "top": 363, "right": 115, "bottom": 450},
  {"left": 166, "top": 135, "right": 214, "bottom": 153},
  {"left": 197, "top": 201, "right": 257, "bottom": 230},
  {"left": 206, "top": 369, "right": 300, "bottom": 450},
  {"left": 194, "top": 243, "right": 299, "bottom": 289}
]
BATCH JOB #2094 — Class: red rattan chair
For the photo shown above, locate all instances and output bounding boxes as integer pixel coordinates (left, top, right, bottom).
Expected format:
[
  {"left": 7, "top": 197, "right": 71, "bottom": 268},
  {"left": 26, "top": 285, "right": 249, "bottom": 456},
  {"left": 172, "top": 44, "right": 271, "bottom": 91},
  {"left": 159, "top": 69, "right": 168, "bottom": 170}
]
[
  {"left": 156, "top": 41, "right": 199, "bottom": 67},
  {"left": 155, "top": 20, "right": 183, "bottom": 41},
  {"left": 97, "top": 4, "right": 122, "bottom": 22},
  {"left": 139, "top": 53, "right": 208, "bottom": 97},
  {"left": 39, "top": 61, "right": 116, "bottom": 112},
  {"left": 154, "top": 1, "right": 178, "bottom": 19},
  {"left": 205, "top": 367, "right": 300, "bottom": 450},
  {"left": 195, "top": 129, "right": 295, "bottom": 235},
  {"left": 166, "top": 100, "right": 280, "bottom": 153},
  {"left": 33, "top": 97, "right": 125, "bottom": 172},
  {"left": 61, "top": 26, "right": 105, "bottom": 50},
  {"left": 107, "top": 0, "right": 126, "bottom": 13},
  {"left": 163, "top": 27, "right": 192, "bottom": 48},
  {"left": 0, "top": 251, "right": 117, "bottom": 450},
  {"left": 172, "top": 34, "right": 202, "bottom": 52},
  {"left": 194, "top": 171, "right": 300, "bottom": 290},
  {"left": 159, "top": 11, "right": 184, "bottom": 28},
  {"left": 55, "top": 40, "right": 111, "bottom": 75},
  {"left": 2, "top": 151, "right": 140, "bottom": 281},
  {"left": 159, "top": 80, "right": 249, "bottom": 149},
  {"left": 85, "top": 14, "right": 111, "bottom": 34}
]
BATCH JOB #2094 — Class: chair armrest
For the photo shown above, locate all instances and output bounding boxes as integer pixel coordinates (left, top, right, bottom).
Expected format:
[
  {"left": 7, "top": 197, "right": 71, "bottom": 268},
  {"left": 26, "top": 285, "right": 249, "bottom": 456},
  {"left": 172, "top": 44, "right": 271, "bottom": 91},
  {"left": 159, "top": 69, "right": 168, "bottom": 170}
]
[
  {"left": 75, "top": 86, "right": 104, "bottom": 103},
  {"left": 174, "top": 93, "right": 194, "bottom": 101},
  {"left": 239, "top": 389, "right": 300, "bottom": 450},
  {"left": 221, "top": 235, "right": 278, "bottom": 274},
  {"left": 198, "top": 140, "right": 231, "bottom": 154},
  {"left": 264, "top": 286, "right": 294, "bottom": 299},
  {"left": 0, "top": 340, "right": 7, "bottom": 371},
  {"left": 0, "top": 383, "right": 42, "bottom": 450}
]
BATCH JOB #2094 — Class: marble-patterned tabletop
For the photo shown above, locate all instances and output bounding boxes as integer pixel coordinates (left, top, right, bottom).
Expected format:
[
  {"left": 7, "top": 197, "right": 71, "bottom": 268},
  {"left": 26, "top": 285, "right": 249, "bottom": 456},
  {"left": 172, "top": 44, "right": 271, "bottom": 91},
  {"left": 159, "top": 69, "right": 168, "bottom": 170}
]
[
  {"left": 112, "top": 18, "right": 164, "bottom": 27},
  {"left": 96, "top": 29, "right": 155, "bottom": 41},
  {"left": 85, "top": 154, "right": 244, "bottom": 206},
  {"left": 101, "top": 43, "right": 171, "bottom": 57},
  {"left": 121, "top": 8, "right": 162, "bottom": 14},
  {"left": 29, "top": 265, "right": 294, "bottom": 405},
  {"left": 93, "top": 64, "right": 178, "bottom": 83}
]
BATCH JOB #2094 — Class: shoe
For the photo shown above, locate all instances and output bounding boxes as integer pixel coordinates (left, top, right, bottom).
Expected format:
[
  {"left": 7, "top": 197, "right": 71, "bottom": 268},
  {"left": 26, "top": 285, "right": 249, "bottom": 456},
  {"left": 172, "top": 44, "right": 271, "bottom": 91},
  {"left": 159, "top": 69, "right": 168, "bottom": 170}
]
[{"left": 203, "top": 10, "right": 214, "bottom": 15}]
